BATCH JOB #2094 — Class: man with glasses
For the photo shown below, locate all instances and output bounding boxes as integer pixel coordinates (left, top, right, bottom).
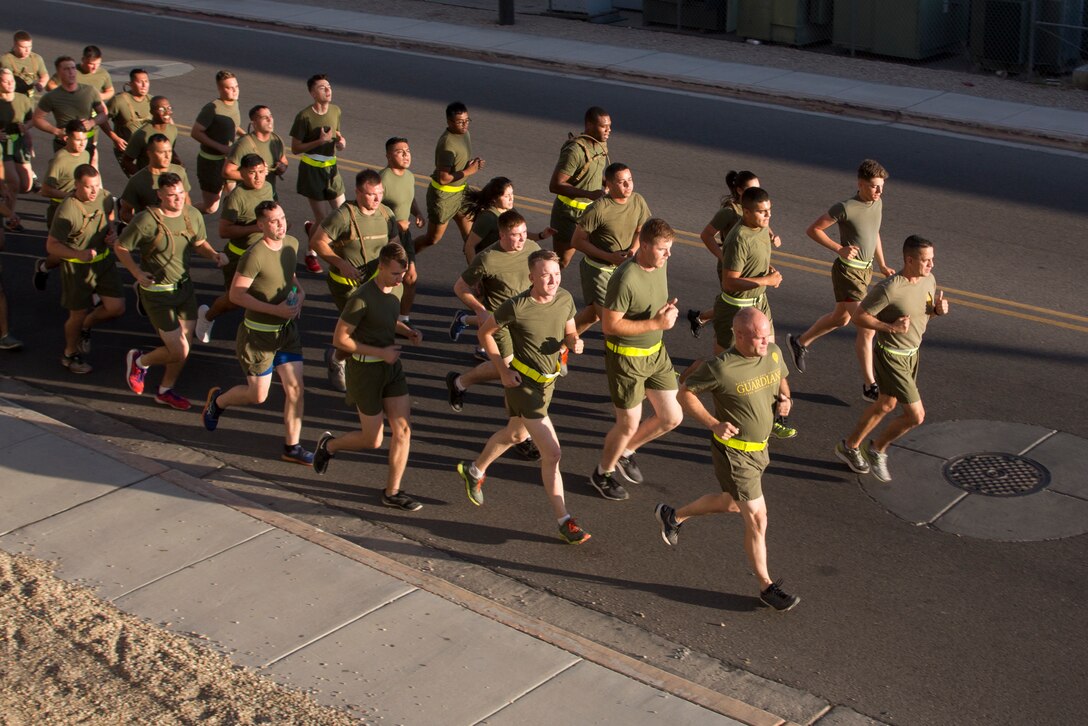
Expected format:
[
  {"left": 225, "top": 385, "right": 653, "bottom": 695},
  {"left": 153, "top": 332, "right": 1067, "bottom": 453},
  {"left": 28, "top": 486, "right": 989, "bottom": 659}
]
[{"left": 414, "top": 101, "right": 484, "bottom": 255}]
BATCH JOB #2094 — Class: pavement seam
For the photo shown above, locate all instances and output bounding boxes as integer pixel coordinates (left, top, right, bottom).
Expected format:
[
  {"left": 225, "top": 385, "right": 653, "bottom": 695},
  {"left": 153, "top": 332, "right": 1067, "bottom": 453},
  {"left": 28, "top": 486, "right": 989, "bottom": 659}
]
[
  {"left": 472, "top": 658, "right": 583, "bottom": 724},
  {"left": 1018, "top": 430, "right": 1059, "bottom": 456}
]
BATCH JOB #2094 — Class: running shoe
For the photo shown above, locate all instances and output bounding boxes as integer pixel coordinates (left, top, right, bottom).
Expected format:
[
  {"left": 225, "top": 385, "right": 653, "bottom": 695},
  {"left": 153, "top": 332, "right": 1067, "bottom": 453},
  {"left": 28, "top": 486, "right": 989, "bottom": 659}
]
[
  {"left": 61, "top": 352, "right": 92, "bottom": 374},
  {"left": 589, "top": 469, "right": 629, "bottom": 501},
  {"left": 862, "top": 440, "right": 891, "bottom": 482},
  {"left": 195, "top": 304, "right": 214, "bottom": 344},
  {"left": 4, "top": 217, "right": 24, "bottom": 232},
  {"left": 457, "top": 461, "right": 484, "bottom": 506},
  {"left": 449, "top": 310, "right": 469, "bottom": 342},
  {"left": 615, "top": 453, "right": 644, "bottom": 484},
  {"left": 0, "top": 334, "right": 23, "bottom": 351},
  {"left": 154, "top": 389, "right": 191, "bottom": 411},
  {"left": 786, "top": 334, "right": 807, "bottom": 373},
  {"left": 304, "top": 252, "right": 322, "bottom": 273},
  {"left": 32, "top": 258, "right": 50, "bottom": 291},
  {"left": 559, "top": 347, "right": 569, "bottom": 377},
  {"left": 862, "top": 382, "right": 880, "bottom": 403},
  {"left": 557, "top": 517, "right": 591, "bottom": 545},
  {"left": 654, "top": 503, "right": 681, "bottom": 546},
  {"left": 686, "top": 308, "right": 702, "bottom": 338},
  {"left": 446, "top": 371, "right": 464, "bottom": 412},
  {"left": 313, "top": 431, "right": 334, "bottom": 474},
  {"left": 835, "top": 439, "right": 870, "bottom": 474},
  {"left": 125, "top": 349, "right": 146, "bottom": 394},
  {"left": 325, "top": 346, "right": 346, "bottom": 392},
  {"left": 472, "top": 346, "right": 489, "bottom": 362},
  {"left": 772, "top": 419, "right": 798, "bottom": 439},
  {"left": 303, "top": 220, "right": 314, "bottom": 239},
  {"left": 282, "top": 443, "right": 314, "bottom": 465},
  {"left": 759, "top": 580, "right": 800, "bottom": 611},
  {"left": 78, "top": 329, "right": 91, "bottom": 354},
  {"left": 382, "top": 491, "right": 423, "bottom": 511},
  {"left": 513, "top": 438, "right": 541, "bottom": 461},
  {"left": 202, "top": 386, "right": 223, "bottom": 431}
]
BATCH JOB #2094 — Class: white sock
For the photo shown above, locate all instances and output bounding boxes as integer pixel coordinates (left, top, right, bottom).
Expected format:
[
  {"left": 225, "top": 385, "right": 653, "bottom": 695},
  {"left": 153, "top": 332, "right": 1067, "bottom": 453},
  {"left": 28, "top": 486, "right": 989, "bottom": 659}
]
[
  {"left": 135, "top": 356, "right": 149, "bottom": 369},
  {"left": 622, "top": 449, "right": 635, "bottom": 458},
  {"left": 469, "top": 463, "right": 484, "bottom": 479},
  {"left": 398, "top": 314, "right": 410, "bottom": 323},
  {"left": 454, "top": 376, "right": 465, "bottom": 392},
  {"left": 558, "top": 514, "right": 571, "bottom": 526},
  {"left": 158, "top": 385, "right": 170, "bottom": 395}
]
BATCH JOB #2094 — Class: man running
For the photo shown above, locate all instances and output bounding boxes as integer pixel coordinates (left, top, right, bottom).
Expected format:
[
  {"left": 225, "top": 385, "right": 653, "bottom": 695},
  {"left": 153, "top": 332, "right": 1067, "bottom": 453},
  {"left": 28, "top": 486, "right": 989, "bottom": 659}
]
[
  {"left": 291, "top": 73, "right": 346, "bottom": 273},
  {"left": 44, "top": 164, "right": 125, "bottom": 373},
  {"left": 414, "top": 101, "right": 483, "bottom": 254},
  {"left": 379, "top": 137, "right": 423, "bottom": 323},
  {"left": 223, "top": 104, "right": 288, "bottom": 197},
  {"left": 1, "top": 31, "right": 48, "bottom": 100},
  {"left": 49, "top": 46, "right": 114, "bottom": 103},
  {"left": 835, "top": 235, "right": 949, "bottom": 482},
  {"left": 655, "top": 307, "right": 800, "bottom": 612},
  {"left": 202, "top": 200, "right": 313, "bottom": 465},
  {"left": 115, "top": 173, "right": 225, "bottom": 409},
  {"left": 121, "top": 95, "right": 177, "bottom": 176},
  {"left": 190, "top": 70, "right": 241, "bottom": 214},
  {"left": 548, "top": 106, "right": 610, "bottom": 269},
  {"left": 788, "top": 160, "right": 894, "bottom": 403},
  {"left": 107, "top": 67, "right": 150, "bottom": 173},
  {"left": 455, "top": 249, "right": 591, "bottom": 544},
  {"left": 312, "top": 242, "right": 424, "bottom": 512},
  {"left": 590, "top": 218, "right": 682, "bottom": 501},
  {"left": 0, "top": 68, "right": 34, "bottom": 229},
  {"left": 34, "top": 121, "right": 90, "bottom": 290},
  {"left": 120, "top": 134, "right": 191, "bottom": 221},
  {"left": 0, "top": 191, "right": 22, "bottom": 350},
  {"left": 33, "top": 56, "right": 122, "bottom": 165}
]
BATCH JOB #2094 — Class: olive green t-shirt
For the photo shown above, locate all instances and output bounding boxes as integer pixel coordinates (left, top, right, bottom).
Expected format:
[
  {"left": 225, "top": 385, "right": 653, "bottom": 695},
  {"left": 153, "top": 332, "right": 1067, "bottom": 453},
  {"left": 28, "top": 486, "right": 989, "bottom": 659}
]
[
  {"left": 432, "top": 129, "right": 471, "bottom": 180},
  {"left": 1, "top": 52, "right": 47, "bottom": 96},
  {"left": 320, "top": 202, "right": 397, "bottom": 278},
  {"left": 340, "top": 278, "right": 403, "bottom": 349},
  {"left": 194, "top": 99, "right": 240, "bottom": 152},
  {"left": 220, "top": 183, "right": 275, "bottom": 240},
  {"left": 469, "top": 208, "right": 502, "bottom": 250},
  {"left": 107, "top": 92, "right": 151, "bottom": 138},
  {"left": 709, "top": 200, "right": 742, "bottom": 237},
  {"left": 118, "top": 206, "right": 207, "bottom": 285},
  {"left": 45, "top": 150, "right": 91, "bottom": 196},
  {"left": 578, "top": 193, "right": 651, "bottom": 255},
  {"left": 123, "top": 122, "right": 178, "bottom": 167},
  {"left": 460, "top": 239, "right": 541, "bottom": 313},
  {"left": 379, "top": 167, "right": 417, "bottom": 222},
  {"left": 49, "top": 193, "right": 115, "bottom": 251},
  {"left": 50, "top": 68, "right": 113, "bottom": 96},
  {"left": 121, "top": 164, "right": 191, "bottom": 212},
  {"left": 862, "top": 273, "right": 937, "bottom": 350},
  {"left": 0, "top": 93, "right": 33, "bottom": 135},
  {"left": 829, "top": 194, "right": 882, "bottom": 262},
  {"left": 37, "top": 84, "right": 102, "bottom": 128},
  {"left": 684, "top": 344, "right": 789, "bottom": 444},
  {"left": 289, "top": 104, "right": 341, "bottom": 159},
  {"left": 553, "top": 134, "right": 608, "bottom": 193},
  {"left": 721, "top": 224, "right": 772, "bottom": 300},
  {"left": 604, "top": 258, "right": 669, "bottom": 349},
  {"left": 494, "top": 288, "right": 576, "bottom": 380},
  {"left": 226, "top": 132, "right": 285, "bottom": 193},
  {"left": 236, "top": 235, "right": 299, "bottom": 326}
]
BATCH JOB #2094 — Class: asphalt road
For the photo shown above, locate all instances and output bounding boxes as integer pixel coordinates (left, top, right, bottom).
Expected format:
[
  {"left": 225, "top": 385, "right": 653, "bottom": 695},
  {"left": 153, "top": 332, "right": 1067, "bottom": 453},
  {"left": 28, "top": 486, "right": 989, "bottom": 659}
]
[{"left": 3, "top": 4, "right": 1087, "bottom": 724}]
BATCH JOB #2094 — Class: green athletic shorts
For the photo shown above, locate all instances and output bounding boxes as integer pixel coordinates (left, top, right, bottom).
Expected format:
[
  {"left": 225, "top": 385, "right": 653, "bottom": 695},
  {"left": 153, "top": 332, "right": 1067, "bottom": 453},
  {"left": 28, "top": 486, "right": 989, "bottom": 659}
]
[
  {"left": 425, "top": 185, "right": 466, "bottom": 225},
  {"left": 604, "top": 345, "right": 677, "bottom": 409},
  {"left": 831, "top": 258, "right": 872, "bottom": 303},
  {"left": 235, "top": 319, "right": 302, "bottom": 376},
  {"left": 504, "top": 378, "right": 553, "bottom": 420},
  {"left": 346, "top": 357, "right": 408, "bottom": 416},
  {"left": 578, "top": 257, "right": 616, "bottom": 308},
  {"left": 712, "top": 294, "right": 773, "bottom": 350},
  {"left": 60, "top": 256, "right": 124, "bottom": 310},
  {"left": 711, "top": 437, "right": 767, "bottom": 502},
  {"left": 139, "top": 279, "right": 197, "bottom": 333},
  {"left": 873, "top": 344, "right": 921, "bottom": 405},
  {"left": 548, "top": 198, "right": 582, "bottom": 251},
  {"left": 297, "top": 161, "right": 344, "bottom": 201}
]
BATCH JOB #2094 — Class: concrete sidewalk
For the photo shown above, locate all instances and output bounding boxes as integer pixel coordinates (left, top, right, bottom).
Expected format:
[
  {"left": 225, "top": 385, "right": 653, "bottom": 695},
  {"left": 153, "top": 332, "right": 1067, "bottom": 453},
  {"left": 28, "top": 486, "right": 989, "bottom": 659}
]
[
  {"left": 123, "top": 0, "right": 1087, "bottom": 150},
  {"left": 0, "top": 396, "right": 815, "bottom": 725}
]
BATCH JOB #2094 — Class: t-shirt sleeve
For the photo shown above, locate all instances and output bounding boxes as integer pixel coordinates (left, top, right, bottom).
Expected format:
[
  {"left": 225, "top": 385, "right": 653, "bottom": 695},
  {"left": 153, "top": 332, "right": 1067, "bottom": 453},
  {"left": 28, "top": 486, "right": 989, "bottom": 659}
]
[
  {"left": 577, "top": 205, "right": 601, "bottom": 234},
  {"left": 117, "top": 215, "right": 144, "bottom": 252},
  {"left": 235, "top": 247, "right": 263, "bottom": 281},
  {"left": 603, "top": 268, "right": 633, "bottom": 313},
  {"left": 721, "top": 235, "right": 747, "bottom": 273},
  {"left": 828, "top": 202, "right": 847, "bottom": 223},
  {"left": 460, "top": 252, "right": 486, "bottom": 286},
  {"left": 554, "top": 142, "right": 583, "bottom": 177},
  {"left": 120, "top": 177, "right": 139, "bottom": 208},
  {"left": 220, "top": 195, "right": 241, "bottom": 224},
  {"left": 48, "top": 205, "right": 73, "bottom": 242},
  {"left": 492, "top": 297, "right": 516, "bottom": 330},
  {"left": 123, "top": 129, "right": 144, "bottom": 160},
  {"left": 180, "top": 169, "right": 192, "bottom": 193},
  {"left": 193, "top": 211, "right": 208, "bottom": 241},
  {"left": 339, "top": 291, "right": 367, "bottom": 328},
  {"left": 861, "top": 283, "right": 890, "bottom": 317},
  {"left": 288, "top": 111, "right": 306, "bottom": 141},
  {"left": 709, "top": 206, "right": 735, "bottom": 233},
  {"left": 435, "top": 142, "right": 456, "bottom": 170},
  {"left": 101, "top": 74, "right": 113, "bottom": 91},
  {"left": 319, "top": 206, "right": 348, "bottom": 240},
  {"left": 194, "top": 102, "right": 216, "bottom": 129},
  {"left": 682, "top": 359, "right": 719, "bottom": 394},
  {"left": 636, "top": 196, "right": 651, "bottom": 227},
  {"left": 44, "top": 160, "right": 62, "bottom": 189}
]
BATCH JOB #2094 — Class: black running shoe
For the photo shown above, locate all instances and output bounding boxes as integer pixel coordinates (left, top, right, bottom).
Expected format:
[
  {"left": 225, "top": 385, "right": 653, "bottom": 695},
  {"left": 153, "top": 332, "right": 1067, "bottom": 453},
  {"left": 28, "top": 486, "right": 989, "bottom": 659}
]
[
  {"left": 760, "top": 580, "right": 800, "bottom": 611},
  {"left": 382, "top": 491, "right": 423, "bottom": 511},
  {"left": 686, "top": 308, "right": 702, "bottom": 338},
  {"left": 615, "top": 453, "right": 643, "bottom": 484},
  {"left": 32, "top": 258, "right": 49, "bottom": 291},
  {"left": 513, "top": 438, "right": 541, "bottom": 461},
  {"left": 589, "top": 469, "right": 629, "bottom": 501},
  {"left": 446, "top": 371, "right": 464, "bottom": 412},
  {"left": 786, "top": 334, "right": 807, "bottom": 373},
  {"left": 654, "top": 503, "right": 681, "bottom": 546},
  {"left": 313, "top": 431, "right": 334, "bottom": 474}
]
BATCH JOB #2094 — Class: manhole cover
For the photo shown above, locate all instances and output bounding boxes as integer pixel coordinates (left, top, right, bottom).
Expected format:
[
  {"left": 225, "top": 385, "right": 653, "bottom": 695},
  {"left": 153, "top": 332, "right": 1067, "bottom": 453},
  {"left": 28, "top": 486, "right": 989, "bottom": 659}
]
[{"left": 943, "top": 453, "right": 1050, "bottom": 497}]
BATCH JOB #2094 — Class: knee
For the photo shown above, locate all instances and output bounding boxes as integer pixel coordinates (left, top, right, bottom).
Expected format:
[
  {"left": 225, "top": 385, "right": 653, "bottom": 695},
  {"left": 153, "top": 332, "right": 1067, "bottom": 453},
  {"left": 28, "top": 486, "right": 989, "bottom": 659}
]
[
  {"left": 104, "top": 300, "right": 125, "bottom": 318},
  {"left": 907, "top": 406, "right": 925, "bottom": 427},
  {"left": 392, "top": 419, "right": 411, "bottom": 442},
  {"left": 282, "top": 380, "right": 304, "bottom": 402},
  {"left": 663, "top": 408, "right": 683, "bottom": 431}
]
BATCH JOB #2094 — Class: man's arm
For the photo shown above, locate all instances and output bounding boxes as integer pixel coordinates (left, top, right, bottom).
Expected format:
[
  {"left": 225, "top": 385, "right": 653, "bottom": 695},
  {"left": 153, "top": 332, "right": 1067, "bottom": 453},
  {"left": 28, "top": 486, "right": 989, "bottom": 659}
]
[
  {"left": 720, "top": 266, "right": 782, "bottom": 294},
  {"left": 332, "top": 318, "right": 401, "bottom": 364},
  {"left": 453, "top": 276, "right": 487, "bottom": 317},
  {"left": 851, "top": 307, "right": 909, "bottom": 334},
  {"left": 290, "top": 127, "right": 334, "bottom": 155},
  {"left": 678, "top": 383, "right": 738, "bottom": 441},
  {"left": 571, "top": 226, "right": 627, "bottom": 266},
  {"left": 477, "top": 315, "right": 518, "bottom": 387},
  {"left": 228, "top": 274, "right": 296, "bottom": 319},
  {"left": 191, "top": 120, "right": 231, "bottom": 155},
  {"left": 599, "top": 298, "right": 678, "bottom": 338},
  {"left": 217, "top": 216, "right": 260, "bottom": 243},
  {"left": 434, "top": 157, "right": 483, "bottom": 186}
]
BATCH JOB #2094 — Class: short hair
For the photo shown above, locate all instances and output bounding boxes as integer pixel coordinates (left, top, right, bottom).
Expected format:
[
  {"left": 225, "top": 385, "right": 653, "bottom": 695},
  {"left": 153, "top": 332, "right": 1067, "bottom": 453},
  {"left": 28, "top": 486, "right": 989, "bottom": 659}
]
[
  {"left": 529, "top": 249, "right": 560, "bottom": 269},
  {"left": 639, "top": 218, "right": 675, "bottom": 246},
  {"left": 446, "top": 101, "right": 468, "bottom": 119},
  {"left": 157, "top": 172, "right": 183, "bottom": 190},
  {"left": 857, "top": 159, "right": 888, "bottom": 180},
  {"left": 379, "top": 242, "right": 409, "bottom": 267},
  {"left": 306, "top": 74, "right": 328, "bottom": 91},
  {"left": 215, "top": 70, "right": 236, "bottom": 85},
  {"left": 741, "top": 186, "right": 770, "bottom": 209},
  {"left": 64, "top": 119, "right": 86, "bottom": 135},
  {"left": 355, "top": 168, "right": 382, "bottom": 189},
  {"left": 248, "top": 104, "right": 270, "bottom": 120},
  {"left": 903, "top": 234, "right": 933, "bottom": 256},
  {"left": 150, "top": 95, "right": 169, "bottom": 110},
  {"left": 0, "top": 69, "right": 11, "bottom": 80},
  {"left": 13, "top": 31, "right": 32, "bottom": 43},
  {"left": 239, "top": 153, "right": 266, "bottom": 170},
  {"left": 73, "top": 164, "right": 98, "bottom": 181},
  {"left": 385, "top": 136, "right": 408, "bottom": 152},
  {"left": 81, "top": 45, "right": 102, "bottom": 60},
  {"left": 498, "top": 209, "right": 526, "bottom": 233},
  {"left": 129, "top": 68, "right": 148, "bottom": 81},
  {"left": 604, "top": 162, "right": 629, "bottom": 182},
  {"left": 54, "top": 56, "right": 75, "bottom": 71},
  {"left": 147, "top": 133, "right": 170, "bottom": 147},
  {"left": 255, "top": 200, "right": 280, "bottom": 218},
  {"left": 584, "top": 106, "right": 609, "bottom": 124}
]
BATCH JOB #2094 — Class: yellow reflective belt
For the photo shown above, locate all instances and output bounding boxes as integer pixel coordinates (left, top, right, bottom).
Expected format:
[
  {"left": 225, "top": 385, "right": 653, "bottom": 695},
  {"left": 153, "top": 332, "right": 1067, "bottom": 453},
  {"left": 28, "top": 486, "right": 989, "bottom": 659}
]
[
  {"left": 510, "top": 357, "right": 560, "bottom": 384},
  {"left": 557, "top": 194, "right": 592, "bottom": 210},
  {"left": 713, "top": 434, "right": 769, "bottom": 452},
  {"left": 328, "top": 269, "right": 359, "bottom": 288},
  {"left": 351, "top": 353, "right": 385, "bottom": 363},
  {"left": 198, "top": 149, "right": 226, "bottom": 161},
  {"left": 243, "top": 319, "right": 285, "bottom": 332},
  {"left": 50, "top": 197, "right": 65, "bottom": 203},
  {"left": 300, "top": 154, "right": 336, "bottom": 168},
  {"left": 430, "top": 178, "right": 466, "bottom": 193},
  {"left": 605, "top": 340, "right": 662, "bottom": 357},
  {"left": 85, "top": 128, "right": 96, "bottom": 139},
  {"left": 582, "top": 255, "right": 616, "bottom": 271},
  {"left": 64, "top": 249, "right": 110, "bottom": 264},
  {"left": 226, "top": 241, "right": 248, "bottom": 256},
  {"left": 877, "top": 341, "right": 918, "bottom": 357},
  {"left": 840, "top": 256, "right": 872, "bottom": 270},
  {"left": 719, "top": 291, "right": 762, "bottom": 307},
  {"left": 139, "top": 281, "right": 178, "bottom": 293}
]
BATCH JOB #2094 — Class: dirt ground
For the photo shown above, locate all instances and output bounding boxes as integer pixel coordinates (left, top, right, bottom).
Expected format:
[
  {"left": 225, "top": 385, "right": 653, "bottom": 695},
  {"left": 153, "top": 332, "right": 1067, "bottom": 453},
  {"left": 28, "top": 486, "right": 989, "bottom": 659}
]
[{"left": 0, "top": 550, "right": 363, "bottom": 726}]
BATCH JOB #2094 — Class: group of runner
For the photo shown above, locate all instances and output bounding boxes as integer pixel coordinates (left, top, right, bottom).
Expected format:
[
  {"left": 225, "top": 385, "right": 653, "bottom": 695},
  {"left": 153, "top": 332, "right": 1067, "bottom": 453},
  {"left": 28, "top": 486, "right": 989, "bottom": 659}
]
[{"left": 0, "top": 31, "right": 954, "bottom": 612}]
